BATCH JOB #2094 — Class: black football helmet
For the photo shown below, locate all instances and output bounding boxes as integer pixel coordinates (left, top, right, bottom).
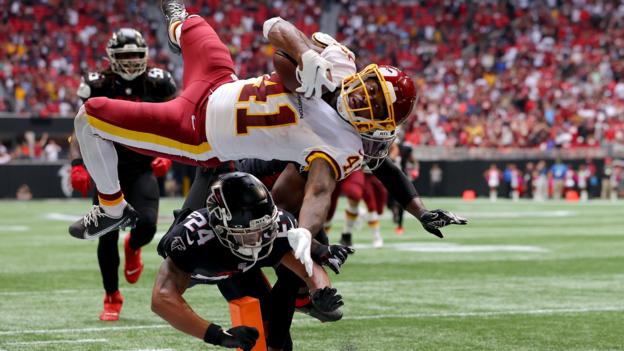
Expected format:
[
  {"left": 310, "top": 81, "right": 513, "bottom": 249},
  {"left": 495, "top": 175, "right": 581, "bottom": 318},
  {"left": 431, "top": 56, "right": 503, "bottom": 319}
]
[
  {"left": 207, "top": 172, "right": 279, "bottom": 262},
  {"left": 106, "top": 28, "right": 148, "bottom": 81}
]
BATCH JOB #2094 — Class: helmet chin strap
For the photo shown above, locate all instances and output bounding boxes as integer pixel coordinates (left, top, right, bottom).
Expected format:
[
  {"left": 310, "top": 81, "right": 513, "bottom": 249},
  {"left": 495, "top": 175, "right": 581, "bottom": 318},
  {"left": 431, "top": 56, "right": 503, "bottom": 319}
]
[
  {"left": 336, "top": 98, "right": 351, "bottom": 125},
  {"left": 236, "top": 247, "right": 260, "bottom": 268}
]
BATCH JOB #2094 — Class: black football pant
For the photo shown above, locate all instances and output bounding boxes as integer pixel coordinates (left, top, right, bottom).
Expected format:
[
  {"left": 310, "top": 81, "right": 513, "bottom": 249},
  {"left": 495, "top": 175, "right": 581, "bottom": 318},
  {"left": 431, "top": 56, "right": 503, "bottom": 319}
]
[{"left": 96, "top": 171, "right": 159, "bottom": 294}]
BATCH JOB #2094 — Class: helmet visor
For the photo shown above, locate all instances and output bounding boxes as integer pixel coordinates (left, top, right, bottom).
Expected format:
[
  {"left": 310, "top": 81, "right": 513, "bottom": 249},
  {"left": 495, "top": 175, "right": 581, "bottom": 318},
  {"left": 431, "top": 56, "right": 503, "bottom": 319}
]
[
  {"left": 340, "top": 64, "right": 396, "bottom": 133},
  {"left": 107, "top": 46, "right": 148, "bottom": 80},
  {"left": 215, "top": 208, "right": 279, "bottom": 261}
]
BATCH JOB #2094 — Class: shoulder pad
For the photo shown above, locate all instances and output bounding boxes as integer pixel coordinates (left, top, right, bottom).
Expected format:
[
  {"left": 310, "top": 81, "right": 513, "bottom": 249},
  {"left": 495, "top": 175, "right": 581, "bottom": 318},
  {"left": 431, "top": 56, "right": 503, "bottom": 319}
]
[
  {"left": 277, "top": 209, "right": 297, "bottom": 231},
  {"left": 311, "top": 32, "right": 339, "bottom": 48},
  {"left": 77, "top": 77, "right": 91, "bottom": 99},
  {"left": 146, "top": 67, "right": 177, "bottom": 99},
  {"left": 77, "top": 71, "right": 109, "bottom": 99}
]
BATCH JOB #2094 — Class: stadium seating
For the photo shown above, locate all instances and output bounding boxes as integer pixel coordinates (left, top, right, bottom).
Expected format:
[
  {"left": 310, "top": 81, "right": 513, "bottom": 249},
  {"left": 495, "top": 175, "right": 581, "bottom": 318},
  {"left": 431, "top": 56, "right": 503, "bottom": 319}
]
[{"left": 1, "top": 0, "right": 623, "bottom": 150}]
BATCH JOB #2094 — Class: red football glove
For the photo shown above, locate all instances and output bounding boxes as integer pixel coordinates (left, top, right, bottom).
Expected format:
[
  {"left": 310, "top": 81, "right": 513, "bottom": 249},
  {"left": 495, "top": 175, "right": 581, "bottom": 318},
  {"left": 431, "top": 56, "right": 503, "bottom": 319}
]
[
  {"left": 151, "top": 157, "right": 172, "bottom": 177},
  {"left": 71, "top": 164, "right": 91, "bottom": 197}
]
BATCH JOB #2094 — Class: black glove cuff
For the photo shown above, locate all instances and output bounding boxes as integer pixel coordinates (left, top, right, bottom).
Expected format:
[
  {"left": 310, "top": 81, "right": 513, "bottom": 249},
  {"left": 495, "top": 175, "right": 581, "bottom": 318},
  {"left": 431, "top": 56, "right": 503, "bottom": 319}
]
[
  {"left": 71, "top": 158, "right": 84, "bottom": 167},
  {"left": 203, "top": 323, "right": 223, "bottom": 345}
]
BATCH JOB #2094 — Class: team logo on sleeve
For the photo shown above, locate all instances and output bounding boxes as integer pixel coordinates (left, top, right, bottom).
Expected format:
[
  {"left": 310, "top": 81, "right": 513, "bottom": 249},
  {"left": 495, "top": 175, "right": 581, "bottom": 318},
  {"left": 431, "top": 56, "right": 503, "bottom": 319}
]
[{"left": 171, "top": 237, "right": 187, "bottom": 252}]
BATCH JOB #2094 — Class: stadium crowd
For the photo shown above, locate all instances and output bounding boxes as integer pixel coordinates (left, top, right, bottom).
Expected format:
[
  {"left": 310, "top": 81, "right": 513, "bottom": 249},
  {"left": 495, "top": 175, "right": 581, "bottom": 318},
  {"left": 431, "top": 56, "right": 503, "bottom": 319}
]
[{"left": 1, "top": 0, "right": 624, "bottom": 151}]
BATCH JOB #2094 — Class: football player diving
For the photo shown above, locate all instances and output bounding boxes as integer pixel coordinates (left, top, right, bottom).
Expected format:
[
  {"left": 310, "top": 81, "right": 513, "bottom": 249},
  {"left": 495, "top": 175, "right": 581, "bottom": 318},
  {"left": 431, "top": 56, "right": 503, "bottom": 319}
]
[
  {"left": 69, "top": 28, "right": 176, "bottom": 320},
  {"left": 153, "top": 172, "right": 345, "bottom": 351},
  {"left": 68, "top": 0, "right": 456, "bottom": 277}
]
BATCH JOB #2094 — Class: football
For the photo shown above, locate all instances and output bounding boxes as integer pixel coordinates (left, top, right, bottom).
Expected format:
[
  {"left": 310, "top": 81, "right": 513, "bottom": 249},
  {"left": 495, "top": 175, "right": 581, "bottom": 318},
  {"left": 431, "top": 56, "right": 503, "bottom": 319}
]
[{"left": 273, "top": 50, "right": 299, "bottom": 92}]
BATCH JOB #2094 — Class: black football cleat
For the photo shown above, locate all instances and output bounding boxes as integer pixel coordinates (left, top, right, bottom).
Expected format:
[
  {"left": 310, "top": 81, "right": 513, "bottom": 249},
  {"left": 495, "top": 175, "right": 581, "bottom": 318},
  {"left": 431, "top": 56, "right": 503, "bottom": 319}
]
[
  {"left": 339, "top": 232, "right": 353, "bottom": 248},
  {"left": 69, "top": 205, "right": 138, "bottom": 240},
  {"left": 296, "top": 301, "right": 343, "bottom": 322},
  {"left": 161, "top": 0, "right": 188, "bottom": 54}
]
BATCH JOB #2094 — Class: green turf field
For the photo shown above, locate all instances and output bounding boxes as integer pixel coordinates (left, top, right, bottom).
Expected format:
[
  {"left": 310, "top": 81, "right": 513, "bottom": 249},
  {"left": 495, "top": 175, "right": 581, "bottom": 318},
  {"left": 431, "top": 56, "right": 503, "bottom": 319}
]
[{"left": 0, "top": 198, "right": 622, "bottom": 351}]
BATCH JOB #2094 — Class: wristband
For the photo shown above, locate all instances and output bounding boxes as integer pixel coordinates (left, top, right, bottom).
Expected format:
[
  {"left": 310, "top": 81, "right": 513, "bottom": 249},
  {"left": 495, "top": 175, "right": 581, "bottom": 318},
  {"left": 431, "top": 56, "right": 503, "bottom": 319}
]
[
  {"left": 71, "top": 158, "right": 84, "bottom": 167},
  {"left": 203, "top": 323, "right": 223, "bottom": 345}
]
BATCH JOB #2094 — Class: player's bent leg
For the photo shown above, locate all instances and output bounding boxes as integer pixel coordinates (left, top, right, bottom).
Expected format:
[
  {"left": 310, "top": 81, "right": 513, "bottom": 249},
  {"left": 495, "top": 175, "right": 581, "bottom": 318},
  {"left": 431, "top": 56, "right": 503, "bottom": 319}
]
[
  {"left": 97, "top": 230, "right": 123, "bottom": 321},
  {"left": 178, "top": 16, "right": 236, "bottom": 87},
  {"left": 123, "top": 172, "right": 159, "bottom": 284}
]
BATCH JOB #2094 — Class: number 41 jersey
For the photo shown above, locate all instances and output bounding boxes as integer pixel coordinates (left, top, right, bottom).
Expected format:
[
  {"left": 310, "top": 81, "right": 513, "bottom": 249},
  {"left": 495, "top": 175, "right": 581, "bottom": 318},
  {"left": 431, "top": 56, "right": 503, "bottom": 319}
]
[{"left": 205, "top": 73, "right": 363, "bottom": 180}]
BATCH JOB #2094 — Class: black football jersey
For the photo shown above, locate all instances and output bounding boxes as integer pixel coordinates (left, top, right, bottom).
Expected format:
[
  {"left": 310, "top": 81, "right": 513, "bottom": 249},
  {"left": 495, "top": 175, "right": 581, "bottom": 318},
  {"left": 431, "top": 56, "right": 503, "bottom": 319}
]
[
  {"left": 77, "top": 67, "right": 177, "bottom": 180},
  {"left": 157, "top": 208, "right": 297, "bottom": 283}
]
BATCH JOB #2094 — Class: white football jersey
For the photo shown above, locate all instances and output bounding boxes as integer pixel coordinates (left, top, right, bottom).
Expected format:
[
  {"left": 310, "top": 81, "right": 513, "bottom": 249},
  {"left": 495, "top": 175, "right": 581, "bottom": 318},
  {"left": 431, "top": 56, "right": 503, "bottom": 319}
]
[{"left": 205, "top": 44, "right": 362, "bottom": 180}]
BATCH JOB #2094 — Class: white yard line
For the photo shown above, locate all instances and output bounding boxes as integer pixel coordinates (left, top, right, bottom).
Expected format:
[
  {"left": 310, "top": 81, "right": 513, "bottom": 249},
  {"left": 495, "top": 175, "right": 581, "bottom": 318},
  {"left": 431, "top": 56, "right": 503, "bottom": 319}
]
[
  {"left": 335, "top": 306, "right": 624, "bottom": 321},
  {"left": 4, "top": 338, "right": 107, "bottom": 346},
  {"left": 0, "top": 325, "right": 168, "bottom": 336},
  {"left": 0, "top": 225, "right": 29, "bottom": 232}
]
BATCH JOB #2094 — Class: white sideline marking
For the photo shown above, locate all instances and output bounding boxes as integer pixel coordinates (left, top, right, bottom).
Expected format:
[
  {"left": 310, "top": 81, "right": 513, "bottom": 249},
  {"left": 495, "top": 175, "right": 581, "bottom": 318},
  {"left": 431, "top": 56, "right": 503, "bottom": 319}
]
[
  {"left": 342, "top": 306, "right": 624, "bottom": 320},
  {"left": 0, "top": 287, "right": 150, "bottom": 297},
  {"left": 2, "top": 307, "right": 622, "bottom": 336},
  {"left": 44, "top": 213, "right": 81, "bottom": 222},
  {"left": 0, "top": 325, "right": 168, "bottom": 336},
  {"left": 0, "top": 225, "right": 29, "bottom": 232},
  {"left": 4, "top": 338, "right": 107, "bottom": 346},
  {"left": 354, "top": 242, "right": 548, "bottom": 253}
]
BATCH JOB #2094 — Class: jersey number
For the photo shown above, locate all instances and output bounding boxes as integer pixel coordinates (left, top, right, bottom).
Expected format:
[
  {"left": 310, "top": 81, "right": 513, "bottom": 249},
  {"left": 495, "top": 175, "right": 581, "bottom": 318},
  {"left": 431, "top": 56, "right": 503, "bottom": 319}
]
[{"left": 235, "top": 77, "right": 297, "bottom": 134}]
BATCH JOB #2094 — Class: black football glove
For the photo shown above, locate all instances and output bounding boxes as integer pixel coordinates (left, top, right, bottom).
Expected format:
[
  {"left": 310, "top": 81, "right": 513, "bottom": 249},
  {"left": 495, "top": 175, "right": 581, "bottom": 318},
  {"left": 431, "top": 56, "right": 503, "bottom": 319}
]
[
  {"left": 419, "top": 209, "right": 468, "bottom": 238},
  {"left": 215, "top": 326, "right": 259, "bottom": 351},
  {"left": 311, "top": 287, "right": 344, "bottom": 318},
  {"left": 311, "top": 244, "right": 355, "bottom": 274}
]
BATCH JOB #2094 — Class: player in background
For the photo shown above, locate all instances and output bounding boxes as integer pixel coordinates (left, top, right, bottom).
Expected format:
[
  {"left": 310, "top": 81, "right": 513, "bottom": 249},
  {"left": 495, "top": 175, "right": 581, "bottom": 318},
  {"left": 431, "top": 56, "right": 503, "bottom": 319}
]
[
  {"left": 485, "top": 164, "right": 501, "bottom": 202},
  {"left": 153, "top": 172, "right": 345, "bottom": 351},
  {"left": 69, "top": 28, "right": 176, "bottom": 321},
  {"left": 69, "top": 1, "right": 420, "bottom": 277}
]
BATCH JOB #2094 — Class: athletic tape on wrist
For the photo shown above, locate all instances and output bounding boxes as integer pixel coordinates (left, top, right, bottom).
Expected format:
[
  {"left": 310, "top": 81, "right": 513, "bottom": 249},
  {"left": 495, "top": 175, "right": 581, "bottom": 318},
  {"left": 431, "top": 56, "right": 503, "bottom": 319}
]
[{"left": 203, "top": 323, "right": 223, "bottom": 345}]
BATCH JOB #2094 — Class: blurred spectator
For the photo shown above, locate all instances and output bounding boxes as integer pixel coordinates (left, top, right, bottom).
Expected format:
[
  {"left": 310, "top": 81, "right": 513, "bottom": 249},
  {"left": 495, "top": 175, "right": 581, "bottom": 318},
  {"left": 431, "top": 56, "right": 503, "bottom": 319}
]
[
  {"left": 534, "top": 160, "right": 549, "bottom": 201},
  {"left": 563, "top": 165, "right": 576, "bottom": 196},
  {"left": 16, "top": 184, "right": 32, "bottom": 201},
  {"left": 0, "top": 144, "right": 11, "bottom": 164},
  {"left": 577, "top": 164, "right": 591, "bottom": 201},
  {"left": 44, "top": 139, "right": 62, "bottom": 161},
  {"left": 429, "top": 163, "right": 443, "bottom": 197},
  {"left": 484, "top": 164, "right": 501, "bottom": 202},
  {"left": 549, "top": 159, "right": 568, "bottom": 200},
  {"left": 523, "top": 162, "right": 534, "bottom": 199},
  {"left": 601, "top": 157, "right": 614, "bottom": 199}
]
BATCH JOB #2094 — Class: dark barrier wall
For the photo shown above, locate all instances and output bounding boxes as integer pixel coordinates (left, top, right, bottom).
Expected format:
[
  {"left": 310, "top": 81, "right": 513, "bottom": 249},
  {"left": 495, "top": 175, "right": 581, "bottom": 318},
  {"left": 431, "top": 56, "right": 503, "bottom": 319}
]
[
  {"left": 0, "top": 159, "right": 605, "bottom": 198},
  {"left": 413, "top": 159, "right": 605, "bottom": 197},
  {"left": 0, "top": 163, "right": 74, "bottom": 198},
  {"left": 0, "top": 118, "right": 74, "bottom": 139}
]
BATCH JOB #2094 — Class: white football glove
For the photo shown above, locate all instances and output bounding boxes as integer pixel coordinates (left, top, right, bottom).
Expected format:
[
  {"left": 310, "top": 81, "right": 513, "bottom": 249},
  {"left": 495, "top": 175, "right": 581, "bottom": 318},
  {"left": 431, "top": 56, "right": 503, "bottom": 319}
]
[
  {"left": 287, "top": 227, "right": 313, "bottom": 277},
  {"left": 295, "top": 50, "right": 337, "bottom": 99}
]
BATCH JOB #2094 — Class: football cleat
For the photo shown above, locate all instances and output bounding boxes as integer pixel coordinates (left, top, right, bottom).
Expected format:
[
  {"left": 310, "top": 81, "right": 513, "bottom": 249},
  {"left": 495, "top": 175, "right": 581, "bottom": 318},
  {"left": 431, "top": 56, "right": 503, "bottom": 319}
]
[
  {"left": 161, "top": 0, "right": 188, "bottom": 54},
  {"left": 395, "top": 226, "right": 404, "bottom": 235},
  {"left": 123, "top": 233, "right": 144, "bottom": 284},
  {"left": 339, "top": 233, "right": 352, "bottom": 248},
  {"left": 372, "top": 235, "right": 384, "bottom": 248},
  {"left": 69, "top": 204, "right": 138, "bottom": 240},
  {"left": 99, "top": 290, "right": 123, "bottom": 321}
]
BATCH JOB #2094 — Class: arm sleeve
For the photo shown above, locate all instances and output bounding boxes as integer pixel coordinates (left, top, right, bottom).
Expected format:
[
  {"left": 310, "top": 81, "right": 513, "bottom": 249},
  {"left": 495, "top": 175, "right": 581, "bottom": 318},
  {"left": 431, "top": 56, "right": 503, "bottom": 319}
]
[{"left": 371, "top": 158, "right": 418, "bottom": 208}]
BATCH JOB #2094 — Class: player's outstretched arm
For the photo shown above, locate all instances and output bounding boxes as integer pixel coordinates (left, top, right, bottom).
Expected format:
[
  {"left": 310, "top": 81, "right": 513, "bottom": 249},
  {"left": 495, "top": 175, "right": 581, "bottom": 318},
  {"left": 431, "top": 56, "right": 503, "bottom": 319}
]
[
  {"left": 151, "top": 258, "right": 208, "bottom": 339},
  {"left": 152, "top": 258, "right": 259, "bottom": 350},
  {"left": 280, "top": 251, "right": 344, "bottom": 320},
  {"left": 372, "top": 158, "right": 468, "bottom": 238}
]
